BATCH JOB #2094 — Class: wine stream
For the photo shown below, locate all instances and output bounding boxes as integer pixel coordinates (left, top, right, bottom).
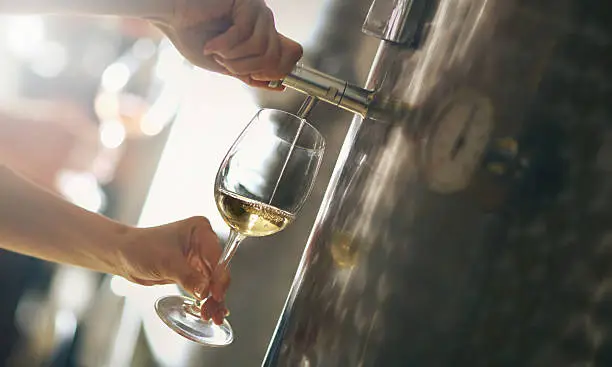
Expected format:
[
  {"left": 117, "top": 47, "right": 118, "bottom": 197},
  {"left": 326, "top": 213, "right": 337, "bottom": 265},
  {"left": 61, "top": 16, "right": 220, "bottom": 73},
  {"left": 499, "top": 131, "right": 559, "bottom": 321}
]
[{"left": 268, "top": 96, "right": 318, "bottom": 205}]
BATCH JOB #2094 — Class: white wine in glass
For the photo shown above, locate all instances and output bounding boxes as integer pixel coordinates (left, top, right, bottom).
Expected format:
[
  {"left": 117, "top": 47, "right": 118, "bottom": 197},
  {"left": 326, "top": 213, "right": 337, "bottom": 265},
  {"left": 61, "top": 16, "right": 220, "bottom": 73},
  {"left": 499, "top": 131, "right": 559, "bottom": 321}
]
[
  {"left": 215, "top": 188, "right": 295, "bottom": 237},
  {"left": 155, "top": 108, "right": 325, "bottom": 346}
]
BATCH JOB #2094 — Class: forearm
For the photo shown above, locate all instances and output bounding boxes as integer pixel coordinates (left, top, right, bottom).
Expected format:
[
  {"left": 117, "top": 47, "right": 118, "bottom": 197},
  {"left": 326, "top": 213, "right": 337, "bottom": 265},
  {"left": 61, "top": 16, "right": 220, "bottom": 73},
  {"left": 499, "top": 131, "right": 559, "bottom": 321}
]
[
  {"left": 0, "top": 164, "right": 132, "bottom": 275},
  {"left": 0, "top": 0, "right": 173, "bottom": 18}
]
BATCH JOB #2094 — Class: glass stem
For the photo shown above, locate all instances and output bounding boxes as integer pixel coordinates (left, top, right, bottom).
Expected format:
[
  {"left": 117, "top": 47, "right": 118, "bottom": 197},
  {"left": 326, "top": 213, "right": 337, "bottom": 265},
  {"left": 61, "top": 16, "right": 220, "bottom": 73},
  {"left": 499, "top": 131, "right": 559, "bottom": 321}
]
[
  {"left": 218, "top": 230, "right": 246, "bottom": 269},
  {"left": 193, "top": 230, "right": 245, "bottom": 309}
]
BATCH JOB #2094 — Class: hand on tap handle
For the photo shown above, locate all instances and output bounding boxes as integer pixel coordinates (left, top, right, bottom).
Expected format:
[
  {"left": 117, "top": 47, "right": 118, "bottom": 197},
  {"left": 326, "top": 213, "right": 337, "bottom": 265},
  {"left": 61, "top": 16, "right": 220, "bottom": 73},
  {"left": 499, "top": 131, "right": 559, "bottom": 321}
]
[
  {"left": 150, "top": 0, "right": 303, "bottom": 89},
  {"left": 0, "top": 0, "right": 303, "bottom": 89}
]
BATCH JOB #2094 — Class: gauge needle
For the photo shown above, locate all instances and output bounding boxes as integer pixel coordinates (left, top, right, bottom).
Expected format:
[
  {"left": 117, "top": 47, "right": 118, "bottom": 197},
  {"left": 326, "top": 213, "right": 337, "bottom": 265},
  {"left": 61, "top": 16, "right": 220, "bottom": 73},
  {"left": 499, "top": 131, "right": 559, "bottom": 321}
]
[{"left": 450, "top": 105, "right": 478, "bottom": 160}]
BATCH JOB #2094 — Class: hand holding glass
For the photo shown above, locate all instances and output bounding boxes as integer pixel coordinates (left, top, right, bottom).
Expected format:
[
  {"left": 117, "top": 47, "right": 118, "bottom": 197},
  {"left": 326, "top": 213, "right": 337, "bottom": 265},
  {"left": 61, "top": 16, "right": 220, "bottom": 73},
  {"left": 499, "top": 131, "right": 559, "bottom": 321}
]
[{"left": 155, "top": 109, "right": 325, "bottom": 346}]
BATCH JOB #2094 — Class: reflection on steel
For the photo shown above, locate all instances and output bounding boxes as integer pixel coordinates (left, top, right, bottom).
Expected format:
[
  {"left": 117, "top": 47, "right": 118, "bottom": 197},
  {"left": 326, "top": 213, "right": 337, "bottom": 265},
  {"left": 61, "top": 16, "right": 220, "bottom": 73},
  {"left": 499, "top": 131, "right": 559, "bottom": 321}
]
[
  {"left": 265, "top": 0, "right": 612, "bottom": 365},
  {"left": 363, "top": 0, "right": 431, "bottom": 44},
  {"left": 296, "top": 96, "right": 319, "bottom": 120}
]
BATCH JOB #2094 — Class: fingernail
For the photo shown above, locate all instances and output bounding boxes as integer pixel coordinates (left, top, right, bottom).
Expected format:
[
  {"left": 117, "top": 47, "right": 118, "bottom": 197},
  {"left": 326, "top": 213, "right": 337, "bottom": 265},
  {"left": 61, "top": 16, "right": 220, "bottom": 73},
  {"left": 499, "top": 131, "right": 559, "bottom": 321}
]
[
  {"left": 213, "top": 55, "right": 225, "bottom": 66},
  {"left": 194, "top": 282, "right": 208, "bottom": 300},
  {"left": 224, "top": 308, "right": 230, "bottom": 317},
  {"left": 203, "top": 259, "right": 213, "bottom": 273}
]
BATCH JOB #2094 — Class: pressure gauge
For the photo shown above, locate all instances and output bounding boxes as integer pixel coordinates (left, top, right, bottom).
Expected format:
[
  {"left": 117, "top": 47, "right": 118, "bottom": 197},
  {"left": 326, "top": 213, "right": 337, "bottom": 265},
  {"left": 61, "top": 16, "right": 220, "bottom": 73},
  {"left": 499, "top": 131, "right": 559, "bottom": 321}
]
[{"left": 423, "top": 89, "right": 494, "bottom": 193}]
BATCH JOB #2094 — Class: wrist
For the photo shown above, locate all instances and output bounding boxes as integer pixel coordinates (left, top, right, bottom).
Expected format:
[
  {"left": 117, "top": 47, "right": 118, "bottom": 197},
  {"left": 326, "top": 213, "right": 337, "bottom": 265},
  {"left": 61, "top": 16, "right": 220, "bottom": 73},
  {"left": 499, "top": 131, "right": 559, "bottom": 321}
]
[{"left": 103, "top": 223, "right": 141, "bottom": 278}]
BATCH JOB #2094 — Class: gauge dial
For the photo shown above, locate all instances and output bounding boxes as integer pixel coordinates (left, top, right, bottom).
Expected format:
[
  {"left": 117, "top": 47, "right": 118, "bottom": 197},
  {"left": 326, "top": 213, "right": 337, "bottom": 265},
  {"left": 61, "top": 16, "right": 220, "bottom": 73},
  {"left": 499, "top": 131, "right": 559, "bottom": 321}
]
[{"left": 423, "top": 89, "right": 494, "bottom": 193}]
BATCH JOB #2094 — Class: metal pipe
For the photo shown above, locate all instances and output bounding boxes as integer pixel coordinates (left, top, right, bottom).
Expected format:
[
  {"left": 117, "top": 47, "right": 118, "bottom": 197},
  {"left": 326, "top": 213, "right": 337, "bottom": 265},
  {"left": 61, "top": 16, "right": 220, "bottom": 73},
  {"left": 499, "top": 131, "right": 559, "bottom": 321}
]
[{"left": 262, "top": 41, "right": 394, "bottom": 366}]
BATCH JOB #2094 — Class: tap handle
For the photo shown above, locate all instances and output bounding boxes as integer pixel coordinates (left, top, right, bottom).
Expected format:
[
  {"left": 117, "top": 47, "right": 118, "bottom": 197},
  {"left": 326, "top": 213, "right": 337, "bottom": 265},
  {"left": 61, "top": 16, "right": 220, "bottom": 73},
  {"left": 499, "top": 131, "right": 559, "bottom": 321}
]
[
  {"left": 269, "top": 64, "right": 372, "bottom": 117},
  {"left": 270, "top": 63, "right": 348, "bottom": 101}
]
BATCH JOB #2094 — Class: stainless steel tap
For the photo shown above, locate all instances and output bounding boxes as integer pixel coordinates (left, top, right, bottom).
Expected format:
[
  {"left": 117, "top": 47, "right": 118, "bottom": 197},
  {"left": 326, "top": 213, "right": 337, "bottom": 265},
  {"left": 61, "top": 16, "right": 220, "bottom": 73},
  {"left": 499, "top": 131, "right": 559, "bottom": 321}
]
[
  {"left": 269, "top": 64, "right": 375, "bottom": 118},
  {"left": 268, "top": 0, "right": 430, "bottom": 121}
]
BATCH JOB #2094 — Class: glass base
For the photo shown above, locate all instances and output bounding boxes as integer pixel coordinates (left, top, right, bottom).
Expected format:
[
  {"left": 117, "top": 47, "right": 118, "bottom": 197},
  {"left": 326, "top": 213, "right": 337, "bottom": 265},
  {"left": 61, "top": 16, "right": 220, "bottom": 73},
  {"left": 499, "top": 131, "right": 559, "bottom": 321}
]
[{"left": 155, "top": 295, "right": 233, "bottom": 347}]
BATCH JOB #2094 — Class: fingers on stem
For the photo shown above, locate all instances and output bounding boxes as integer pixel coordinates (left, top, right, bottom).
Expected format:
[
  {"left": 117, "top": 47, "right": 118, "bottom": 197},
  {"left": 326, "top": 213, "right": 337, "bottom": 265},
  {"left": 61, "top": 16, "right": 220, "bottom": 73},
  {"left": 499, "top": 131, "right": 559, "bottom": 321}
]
[{"left": 200, "top": 298, "right": 230, "bottom": 325}]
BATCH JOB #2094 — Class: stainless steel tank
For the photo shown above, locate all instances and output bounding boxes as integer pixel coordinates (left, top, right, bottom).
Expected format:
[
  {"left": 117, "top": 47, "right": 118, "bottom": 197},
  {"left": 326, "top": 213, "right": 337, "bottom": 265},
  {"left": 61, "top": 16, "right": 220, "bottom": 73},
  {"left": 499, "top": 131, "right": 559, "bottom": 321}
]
[{"left": 263, "top": 0, "right": 612, "bottom": 365}]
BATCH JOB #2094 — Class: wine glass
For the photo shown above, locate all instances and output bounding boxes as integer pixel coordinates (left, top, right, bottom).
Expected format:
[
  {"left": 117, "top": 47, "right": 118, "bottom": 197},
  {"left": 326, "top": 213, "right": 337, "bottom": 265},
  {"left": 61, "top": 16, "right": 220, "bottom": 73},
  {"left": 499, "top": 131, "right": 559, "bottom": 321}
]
[{"left": 155, "top": 108, "right": 325, "bottom": 346}]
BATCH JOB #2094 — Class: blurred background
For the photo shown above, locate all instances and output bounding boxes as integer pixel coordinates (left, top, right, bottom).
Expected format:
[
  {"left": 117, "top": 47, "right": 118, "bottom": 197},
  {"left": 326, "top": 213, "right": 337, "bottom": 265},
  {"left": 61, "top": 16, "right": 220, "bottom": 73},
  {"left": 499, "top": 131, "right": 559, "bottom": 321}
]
[{"left": 0, "top": 0, "right": 379, "bottom": 366}]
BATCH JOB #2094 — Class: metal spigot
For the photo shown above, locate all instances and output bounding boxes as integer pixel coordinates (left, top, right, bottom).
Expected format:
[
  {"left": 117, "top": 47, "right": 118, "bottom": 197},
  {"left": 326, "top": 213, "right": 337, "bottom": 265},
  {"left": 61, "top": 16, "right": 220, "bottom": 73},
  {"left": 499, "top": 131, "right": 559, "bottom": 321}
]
[
  {"left": 269, "top": 63, "right": 375, "bottom": 118},
  {"left": 269, "top": 0, "right": 431, "bottom": 120}
]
